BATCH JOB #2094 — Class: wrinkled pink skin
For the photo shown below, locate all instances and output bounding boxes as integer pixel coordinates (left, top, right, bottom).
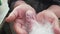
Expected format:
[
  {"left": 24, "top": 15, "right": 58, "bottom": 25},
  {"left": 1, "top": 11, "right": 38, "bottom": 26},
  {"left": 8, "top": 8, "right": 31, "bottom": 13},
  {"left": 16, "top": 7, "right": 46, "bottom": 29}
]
[{"left": 6, "top": 1, "right": 60, "bottom": 34}]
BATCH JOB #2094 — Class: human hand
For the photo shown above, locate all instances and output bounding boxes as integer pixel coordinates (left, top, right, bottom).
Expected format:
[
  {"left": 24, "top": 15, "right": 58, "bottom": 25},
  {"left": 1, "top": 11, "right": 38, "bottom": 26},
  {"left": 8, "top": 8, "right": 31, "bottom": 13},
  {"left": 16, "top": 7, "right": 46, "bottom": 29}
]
[
  {"left": 6, "top": 1, "right": 60, "bottom": 34},
  {"left": 37, "top": 10, "right": 60, "bottom": 34},
  {"left": 6, "top": 3, "right": 35, "bottom": 34}
]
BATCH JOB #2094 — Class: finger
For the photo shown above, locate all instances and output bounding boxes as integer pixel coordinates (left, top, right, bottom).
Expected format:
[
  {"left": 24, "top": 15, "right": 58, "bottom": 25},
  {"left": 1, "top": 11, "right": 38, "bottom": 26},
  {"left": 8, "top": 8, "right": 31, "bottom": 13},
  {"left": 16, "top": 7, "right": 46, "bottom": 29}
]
[
  {"left": 53, "top": 22, "right": 60, "bottom": 34},
  {"left": 42, "top": 10, "right": 58, "bottom": 24},
  {"left": 6, "top": 4, "right": 35, "bottom": 22},
  {"left": 6, "top": 1, "right": 26, "bottom": 22},
  {"left": 53, "top": 26, "right": 60, "bottom": 34},
  {"left": 6, "top": 8, "right": 19, "bottom": 22},
  {"left": 26, "top": 10, "right": 36, "bottom": 31},
  {"left": 37, "top": 10, "right": 58, "bottom": 24},
  {"left": 26, "top": 10, "right": 36, "bottom": 21},
  {"left": 6, "top": 5, "right": 26, "bottom": 22},
  {"left": 43, "top": 10, "right": 60, "bottom": 34},
  {"left": 37, "top": 11, "right": 46, "bottom": 24},
  {"left": 53, "top": 19, "right": 60, "bottom": 34},
  {"left": 14, "top": 19, "right": 27, "bottom": 34}
]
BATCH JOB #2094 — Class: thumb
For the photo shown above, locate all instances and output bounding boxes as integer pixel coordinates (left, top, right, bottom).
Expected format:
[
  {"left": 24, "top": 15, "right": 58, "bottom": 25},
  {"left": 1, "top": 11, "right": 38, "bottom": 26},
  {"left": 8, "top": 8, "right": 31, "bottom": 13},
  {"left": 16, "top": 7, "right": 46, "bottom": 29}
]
[
  {"left": 26, "top": 10, "right": 36, "bottom": 22},
  {"left": 6, "top": 9, "right": 18, "bottom": 22},
  {"left": 26, "top": 10, "right": 36, "bottom": 31}
]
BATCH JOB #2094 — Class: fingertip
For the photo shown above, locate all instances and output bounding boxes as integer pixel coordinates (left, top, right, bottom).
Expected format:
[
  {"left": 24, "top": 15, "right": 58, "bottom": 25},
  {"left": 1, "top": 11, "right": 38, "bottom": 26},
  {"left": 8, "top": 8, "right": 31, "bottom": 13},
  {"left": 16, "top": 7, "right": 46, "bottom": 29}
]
[
  {"left": 53, "top": 26, "right": 60, "bottom": 34},
  {"left": 5, "top": 13, "right": 16, "bottom": 22}
]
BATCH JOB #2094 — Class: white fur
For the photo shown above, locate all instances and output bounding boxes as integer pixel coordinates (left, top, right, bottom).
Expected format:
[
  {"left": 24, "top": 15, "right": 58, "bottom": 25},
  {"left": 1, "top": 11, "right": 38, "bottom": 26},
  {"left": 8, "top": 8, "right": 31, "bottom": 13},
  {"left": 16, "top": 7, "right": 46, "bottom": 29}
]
[{"left": 29, "top": 20, "right": 54, "bottom": 34}]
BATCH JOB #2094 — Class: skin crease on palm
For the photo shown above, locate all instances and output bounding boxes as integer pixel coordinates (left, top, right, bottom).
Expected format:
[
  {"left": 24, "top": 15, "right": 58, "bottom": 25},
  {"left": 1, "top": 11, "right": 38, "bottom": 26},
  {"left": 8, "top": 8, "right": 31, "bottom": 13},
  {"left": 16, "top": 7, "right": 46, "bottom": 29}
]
[{"left": 6, "top": 0, "right": 60, "bottom": 34}]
